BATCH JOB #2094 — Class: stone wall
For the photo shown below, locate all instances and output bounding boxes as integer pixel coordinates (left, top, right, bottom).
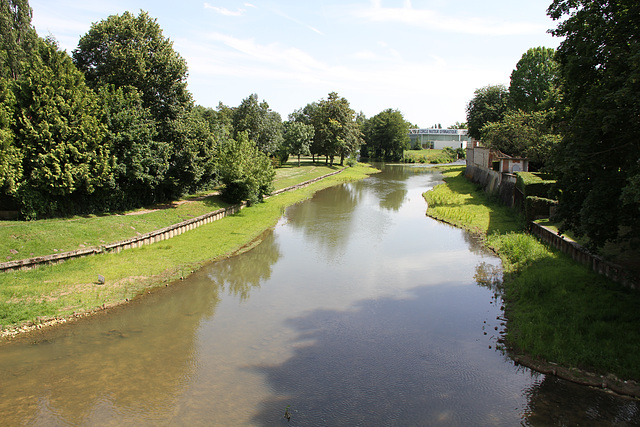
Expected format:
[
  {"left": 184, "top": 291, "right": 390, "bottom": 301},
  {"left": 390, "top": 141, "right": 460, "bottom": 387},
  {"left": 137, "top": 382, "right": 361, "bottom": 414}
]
[{"left": 529, "top": 223, "right": 639, "bottom": 289}]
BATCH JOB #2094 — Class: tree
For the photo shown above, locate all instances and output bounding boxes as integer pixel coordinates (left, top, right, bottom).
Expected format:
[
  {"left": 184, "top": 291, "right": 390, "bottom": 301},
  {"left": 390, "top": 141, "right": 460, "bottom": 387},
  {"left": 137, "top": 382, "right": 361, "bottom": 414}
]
[
  {"left": 73, "top": 11, "right": 192, "bottom": 142},
  {"left": 547, "top": 0, "right": 640, "bottom": 248},
  {"left": 232, "top": 94, "right": 283, "bottom": 156},
  {"left": 217, "top": 131, "right": 274, "bottom": 204},
  {"left": 14, "top": 38, "right": 112, "bottom": 218},
  {"left": 466, "top": 85, "right": 509, "bottom": 140},
  {"left": 99, "top": 84, "right": 169, "bottom": 208},
  {"left": 311, "top": 92, "right": 362, "bottom": 166},
  {"left": 480, "top": 110, "right": 560, "bottom": 169},
  {"left": 163, "top": 107, "right": 218, "bottom": 196},
  {"left": 0, "top": 0, "right": 37, "bottom": 79},
  {"left": 509, "top": 47, "right": 559, "bottom": 113},
  {"left": 0, "top": 77, "right": 21, "bottom": 199},
  {"left": 364, "top": 108, "right": 410, "bottom": 161},
  {"left": 283, "top": 121, "right": 314, "bottom": 166}
]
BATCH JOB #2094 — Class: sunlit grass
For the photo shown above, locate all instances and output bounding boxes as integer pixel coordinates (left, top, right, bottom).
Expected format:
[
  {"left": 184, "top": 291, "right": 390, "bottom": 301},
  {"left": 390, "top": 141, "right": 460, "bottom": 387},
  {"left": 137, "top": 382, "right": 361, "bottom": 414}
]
[
  {"left": 423, "top": 164, "right": 640, "bottom": 381},
  {"left": 423, "top": 166, "right": 522, "bottom": 234}
]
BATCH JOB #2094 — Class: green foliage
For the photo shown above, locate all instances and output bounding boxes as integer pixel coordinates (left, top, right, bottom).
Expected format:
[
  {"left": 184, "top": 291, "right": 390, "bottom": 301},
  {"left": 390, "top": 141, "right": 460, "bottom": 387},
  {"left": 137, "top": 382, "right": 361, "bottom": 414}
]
[
  {"left": 99, "top": 84, "right": 169, "bottom": 208},
  {"left": 0, "top": 0, "right": 37, "bottom": 80},
  {"left": 73, "top": 10, "right": 192, "bottom": 143},
  {"left": 465, "top": 84, "right": 509, "bottom": 140},
  {"left": 480, "top": 110, "right": 561, "bottom": 169},
  {"left": 0, "top": 77, "right": 22, "bottom": 196},
  {"left": 232, "top": 94, "right": 284, "bottom": 156},
  {"left": 548, "top": 0, "right": 640, "bottom": 248},
  {"left": 515, "top": 172, "right": 556, "bottom": 197},
  {"left": 509, "top": 47, "right": 559, "bottom": 113},
  {"left": 283, "top": 121, "right": 314, "bottom": 166},
  {"left": 217, "top": 131, "right": 275, "bottom": 204},
  {"left": 163, "top": 107, "right": 218, "bottom": 197},
  {"left": 524, "top": 196, "right": 557, "bottom": 221},
  {"left": 309, "top": 92, "right": 362, "bottom": 166},
  {"left": 14, "top": 38, "right": 112, "bottom": 218},
  {"left": 363, "top": 108, "right": 410, "bottom": 161}
]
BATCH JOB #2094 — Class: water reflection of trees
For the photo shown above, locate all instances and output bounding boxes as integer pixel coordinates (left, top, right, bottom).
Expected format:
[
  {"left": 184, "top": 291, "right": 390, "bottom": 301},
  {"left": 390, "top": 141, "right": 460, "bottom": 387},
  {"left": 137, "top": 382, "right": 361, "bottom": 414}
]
[
  {"left": 203, "top": 230, "right": 282, "bottom": 301},
  {"left": 286, "top": 184, "right": 362, "bottom": 263},
  {"left": 362, "top": 164, "right": 411, "bottom": 211}
]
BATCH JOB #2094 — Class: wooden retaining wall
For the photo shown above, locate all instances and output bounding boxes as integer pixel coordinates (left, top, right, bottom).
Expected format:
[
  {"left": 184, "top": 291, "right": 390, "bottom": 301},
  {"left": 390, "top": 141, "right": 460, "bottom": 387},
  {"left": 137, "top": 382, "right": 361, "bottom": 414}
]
[
  {"left": 0, "top": 168, "right": 346, "bottom": 273},
  {"left": 529, "top": 222, "right": 639, "bottom": 289}
]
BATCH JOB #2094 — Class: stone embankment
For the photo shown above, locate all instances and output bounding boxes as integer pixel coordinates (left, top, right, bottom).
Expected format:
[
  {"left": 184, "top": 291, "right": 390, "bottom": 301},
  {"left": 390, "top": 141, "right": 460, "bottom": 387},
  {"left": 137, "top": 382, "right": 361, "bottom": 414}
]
[{"left": 0, "top": 168, "right": 345, "bottom": 273}]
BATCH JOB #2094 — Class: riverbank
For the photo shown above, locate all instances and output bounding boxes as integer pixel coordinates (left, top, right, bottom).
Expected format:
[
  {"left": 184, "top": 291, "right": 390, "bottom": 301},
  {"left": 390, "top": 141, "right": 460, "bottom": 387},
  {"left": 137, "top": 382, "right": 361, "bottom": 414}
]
[
  {"left": 0, "top": 163, "right": 378, "bottom": 339},
  {"left": 423, "top": 165, "right": 640, "bottom": 398}
]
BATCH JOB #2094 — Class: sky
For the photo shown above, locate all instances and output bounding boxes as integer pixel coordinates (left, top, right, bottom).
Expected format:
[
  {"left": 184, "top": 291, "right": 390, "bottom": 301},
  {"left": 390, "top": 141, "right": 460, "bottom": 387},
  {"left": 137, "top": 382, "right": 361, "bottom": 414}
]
[{"left": 28, "top": 0, "right": 562, "bottom": 128}]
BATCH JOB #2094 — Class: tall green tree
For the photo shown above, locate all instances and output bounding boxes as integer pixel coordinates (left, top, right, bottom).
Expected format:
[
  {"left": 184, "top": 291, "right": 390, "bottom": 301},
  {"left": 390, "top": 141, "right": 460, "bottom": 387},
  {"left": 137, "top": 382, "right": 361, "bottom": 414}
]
[
  {"left": 217, "top": 131, "right": 274, "bottom": 204},
  {"left": 163, "top": 108, "right": 218, "bottom": 196},
  {"left": 364, "top": 108, "right": 410, "bottom": 161},
  {"left": 283, "top": 120, "right": 314, "bottom": 166},
  {"left": 73, "top": 11, "right": 192, "bottom": 142},
  {"left": 466, "top": 84, "right": 509, "bottom": 140},
  {"left": 0, "top": 0, "right": 37, "bottom": 79},
  {"left": 232, "top": 93, "right": 283, "bottom": 156},
  {"left": 548, "top": 0, "right": 640, "bottom": 248},
  {"left": 509, "top": 47, "right": 559, "bottom": 113},
  {"left": 311, "top": 92, "right": 362, "bottom": 166},
  {"left": 0, "top": 77, "right": 21, "bottom": 198},
  {"left": 480, "top": 110, "right": 560, "bottom": 169},
  {"left": 99, "top": 84, "right": 169, "bottom": 208},
  {"left": 14, "top": 38, "right": 111, "bottom": 218}
]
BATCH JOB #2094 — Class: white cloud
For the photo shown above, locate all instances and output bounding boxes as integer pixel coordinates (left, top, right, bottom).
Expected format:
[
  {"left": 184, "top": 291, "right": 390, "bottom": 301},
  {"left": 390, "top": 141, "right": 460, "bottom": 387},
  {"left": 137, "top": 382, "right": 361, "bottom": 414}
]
[
  {"left": 204, "top": 3, "right": 246, "bottom": 16},
  {"left": 352, "top": 0, "right": 546, "bottom": 36}
]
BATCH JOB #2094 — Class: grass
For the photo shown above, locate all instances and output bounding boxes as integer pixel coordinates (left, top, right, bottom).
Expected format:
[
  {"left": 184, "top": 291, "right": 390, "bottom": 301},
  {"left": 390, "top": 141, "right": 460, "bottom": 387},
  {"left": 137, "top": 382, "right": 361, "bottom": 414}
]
[
  {"left": 403, "top": 149, "right": 459, "bottom": 164},
  {"left": 0, "top": 162, "right": 378, "bottom": 328},
  {"left": 0, "top": 159, "right": 338, "bottom": 262},
  {"left": 423, "top": 165, "right": 640, "bottom": 381},
  {"left": 423, "top": 166, "right": 522, "bottom": 234}
]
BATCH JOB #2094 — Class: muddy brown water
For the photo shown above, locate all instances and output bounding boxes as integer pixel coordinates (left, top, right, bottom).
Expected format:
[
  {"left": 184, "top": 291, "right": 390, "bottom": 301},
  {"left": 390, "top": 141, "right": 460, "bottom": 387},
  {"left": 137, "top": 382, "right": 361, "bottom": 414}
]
[{"left": 1, "top": 164, "right": 639, "bottom": 426}]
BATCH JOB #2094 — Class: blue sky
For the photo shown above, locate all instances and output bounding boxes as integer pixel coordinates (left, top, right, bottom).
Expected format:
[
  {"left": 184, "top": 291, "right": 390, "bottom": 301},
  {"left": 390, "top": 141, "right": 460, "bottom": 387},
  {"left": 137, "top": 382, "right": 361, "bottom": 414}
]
[{"left": 29, "top": 0, "right": 561, "bottom": 127}]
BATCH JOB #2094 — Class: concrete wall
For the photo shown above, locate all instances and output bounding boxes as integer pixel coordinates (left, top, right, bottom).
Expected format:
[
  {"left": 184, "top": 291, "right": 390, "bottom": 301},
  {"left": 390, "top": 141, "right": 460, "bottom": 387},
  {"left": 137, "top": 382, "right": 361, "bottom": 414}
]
[{"left": 464, "top": 163, "right": 516, "bottom": 207}]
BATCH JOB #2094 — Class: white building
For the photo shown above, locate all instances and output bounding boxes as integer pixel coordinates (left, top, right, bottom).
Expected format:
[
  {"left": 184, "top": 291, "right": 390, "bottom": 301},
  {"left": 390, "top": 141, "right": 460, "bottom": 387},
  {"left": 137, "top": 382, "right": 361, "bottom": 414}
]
[{"left": 408, "top": 128, "right": 470, "bottom": 150}]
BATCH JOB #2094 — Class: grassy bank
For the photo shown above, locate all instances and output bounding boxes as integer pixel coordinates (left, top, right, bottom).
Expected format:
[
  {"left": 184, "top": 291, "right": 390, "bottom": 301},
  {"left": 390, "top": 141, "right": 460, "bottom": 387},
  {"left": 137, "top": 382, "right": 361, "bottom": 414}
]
[
  {"left": 0, "top": 162, "right": 338, "bottom": 262},
  {"left": 403, "top": 149, "right": 460, "bottom": 164},
  {"left": 0, "top": 163, "right": 377, "bottom": 329},
  {"left": 424, "top": 166, "right": 640, "bottom": 382}
]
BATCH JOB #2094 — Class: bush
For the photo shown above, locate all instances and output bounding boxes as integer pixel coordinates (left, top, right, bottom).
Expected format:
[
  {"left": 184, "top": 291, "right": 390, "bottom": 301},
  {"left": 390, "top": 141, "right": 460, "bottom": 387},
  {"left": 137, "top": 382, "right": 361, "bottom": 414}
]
[
  {"left": 516, "top": 172, "right": 556, "bottom": 198},
  {"left": 524, "top": 196, "right": 558, "bottom": 221},
  {"left": 217, "top": 131, "right": 275, "bottom": 204}
]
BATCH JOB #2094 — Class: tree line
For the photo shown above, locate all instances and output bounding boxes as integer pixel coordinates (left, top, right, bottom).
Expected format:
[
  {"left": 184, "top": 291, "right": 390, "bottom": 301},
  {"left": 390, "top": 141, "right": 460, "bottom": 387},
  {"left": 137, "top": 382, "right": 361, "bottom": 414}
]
[
  {"left": 465, "top": 0, "right": 639, "bottom": 250},
  {"left": 0, "top": 1, "right": 418, "bottom": 219}
]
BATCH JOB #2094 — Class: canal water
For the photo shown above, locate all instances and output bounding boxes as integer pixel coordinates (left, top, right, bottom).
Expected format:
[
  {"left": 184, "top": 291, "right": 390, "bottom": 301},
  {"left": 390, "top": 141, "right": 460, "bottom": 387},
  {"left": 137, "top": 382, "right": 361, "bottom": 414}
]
[{"left": 1, "top": 164, "right": 639, "bottom": 426}]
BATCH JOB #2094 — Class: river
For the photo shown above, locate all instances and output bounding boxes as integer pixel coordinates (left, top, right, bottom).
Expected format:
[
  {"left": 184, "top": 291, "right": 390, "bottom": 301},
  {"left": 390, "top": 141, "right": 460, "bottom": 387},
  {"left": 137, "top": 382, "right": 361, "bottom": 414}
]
[{"left": 0, "top": 163, "right": 638, "bottom": 426}]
